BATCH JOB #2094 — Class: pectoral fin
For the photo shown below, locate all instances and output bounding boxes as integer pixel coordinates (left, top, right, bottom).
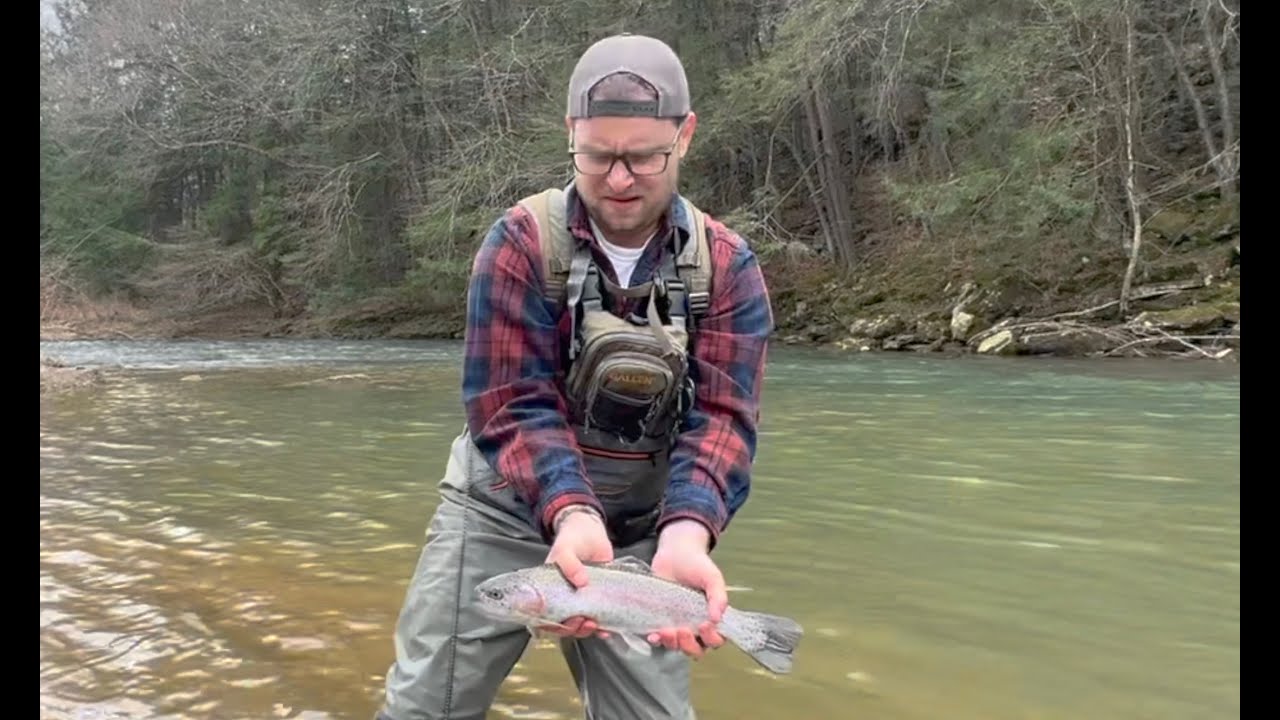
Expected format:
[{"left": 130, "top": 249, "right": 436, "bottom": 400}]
[
  {"left": 609, "top": 632, "right": 653, "bottom": 656},
  {"left": 527, "top": 619, "right": 576, "bottom": 640}
]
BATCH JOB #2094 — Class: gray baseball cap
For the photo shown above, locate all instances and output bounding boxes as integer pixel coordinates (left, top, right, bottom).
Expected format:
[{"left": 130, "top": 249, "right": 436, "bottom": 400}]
[{"left": 566, "top": 34, "right": 690, "bottom": 118}]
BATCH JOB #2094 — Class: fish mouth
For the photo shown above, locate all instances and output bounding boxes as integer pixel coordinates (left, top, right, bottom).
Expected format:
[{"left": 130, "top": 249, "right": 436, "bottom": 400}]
[
  {"left": 473, "top": 596, "right": 521, "bottom": 621},
  {"left": 475, "top": 602, "right": 544, "bottom": 628}
]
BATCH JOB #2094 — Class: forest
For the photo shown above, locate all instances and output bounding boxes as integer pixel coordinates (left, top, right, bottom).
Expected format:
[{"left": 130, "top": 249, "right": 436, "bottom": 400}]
[{"left": 39, "top": 0, "right": 1240, "bottom": 358}]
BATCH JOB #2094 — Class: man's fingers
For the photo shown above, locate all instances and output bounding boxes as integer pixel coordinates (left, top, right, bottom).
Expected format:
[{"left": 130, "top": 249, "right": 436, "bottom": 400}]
[
  {"left": 705, "top": 574, "right": 729, "bottom": 624},
  {"left": 552, "top": 550, "right": 589, "bottom": 589},
  {"left": 676, "top": 628, "right": 703, "bottom": 658},
  {"left": 575, "top": 619, "right": 599, "bottom": 638},
  {"left": 647, "top": 629, "right": 679, "bottom": 651},
  {"left": 698, "top": 621, "right": 725, "bottom": 649},
  {"left": 647, "top": 628, "right": 705, "bottom": 658},
  {"left": 663, "top": 630, "right": 681, "bottom": 651}
]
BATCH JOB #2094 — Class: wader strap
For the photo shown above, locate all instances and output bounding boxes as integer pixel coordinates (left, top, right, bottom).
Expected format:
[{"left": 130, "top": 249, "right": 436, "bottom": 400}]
[
  {"left": 655, "top": 238, "right": 688, "bottom": 330},
  {"left": 645, "top": 283, "right": 678, "bottom": 356},
  {"left": 565, "top": 244, "right": 593, "bottom": 360},
  {"left": 675, "top": 197, "right": 711, "bottom": 319},
  {"left": 517, "top": 184, "right": 574, "bottom": 306}
]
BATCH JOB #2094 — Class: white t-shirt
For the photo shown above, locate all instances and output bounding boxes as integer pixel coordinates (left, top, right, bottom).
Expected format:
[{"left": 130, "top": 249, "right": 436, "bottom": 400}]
[{"left": 589, "top": 218, "right": 653, "bottom": 288}]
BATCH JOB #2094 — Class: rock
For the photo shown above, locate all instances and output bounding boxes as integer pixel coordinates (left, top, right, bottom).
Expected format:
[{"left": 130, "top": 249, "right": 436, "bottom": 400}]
[
  {"left": 848, "top": 314, "right": 907, "bottom": 340},
  {"left": 1145, "top": 197, "right": 1238, "bottom": 247},
  {"left": 854, "top": 289, "right": 887, "bottom": 306},
  {"left": 950, "top": 310, "right": 976, "bottom": 341},
  {"left": 915, "top": 319, "right": 950, "bottom": 342},
  {"left": 954, "top": 281, "right": 979, "bottom": 308},
  {"left": 1019, "top": 328, "right": 1115, "bottom": 356},
  {"left": 1145, "top": 208, "right": 1196, "bottom": 242},
  {"left": 780, "top": 241, "right": 815, "bottom": 261},
  {"left": 807, "top": 324, "right": 836, "bottom": 342},
  {"left": 1143, "top": 261, "right": 1202, "bottom": 284},
  {"left": 977, "top": 330, "right": 1017, "bottom": 355},
  {"left": 948, "top": 281, "right": 1027, "bottom": 339},
  {"left": 882, "top": 333, "right": 920, "bottom": 351},
  {"left": 834, "top": 337, "right": 878, "bottom": 352},
  {"left": 1133, "top": 305, "right": 1230, "bottom": 333},
  {"left": 40, "top": 358, "right": 102, "bottom": 394}
]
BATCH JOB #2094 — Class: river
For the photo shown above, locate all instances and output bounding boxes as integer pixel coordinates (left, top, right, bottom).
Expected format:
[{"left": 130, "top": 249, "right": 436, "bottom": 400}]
[{"left": 39, "top": 339, "right": 1240, "bottom": 720}]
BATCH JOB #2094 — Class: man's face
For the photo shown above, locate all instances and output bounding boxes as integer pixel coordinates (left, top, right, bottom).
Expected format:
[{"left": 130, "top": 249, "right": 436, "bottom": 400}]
[{"left": 566, "top": 113, "right": 697, "bottom": 242}]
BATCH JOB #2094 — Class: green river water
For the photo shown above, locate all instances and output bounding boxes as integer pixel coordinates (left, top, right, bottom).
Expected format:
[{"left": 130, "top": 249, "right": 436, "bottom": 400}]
[{"left": 39, "top": 339, "right": 1239, "bottom": 720}]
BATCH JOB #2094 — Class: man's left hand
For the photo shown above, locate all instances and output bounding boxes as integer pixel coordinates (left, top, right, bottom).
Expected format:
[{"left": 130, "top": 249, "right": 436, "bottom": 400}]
[{"left": 648, "top": 520, "right": 727, "bottom": 659}]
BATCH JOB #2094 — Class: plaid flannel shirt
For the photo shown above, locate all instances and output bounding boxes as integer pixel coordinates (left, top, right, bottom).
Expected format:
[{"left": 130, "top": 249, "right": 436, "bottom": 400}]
[{"left": 461, "top": 186, "right": 773, "bottom": 546}]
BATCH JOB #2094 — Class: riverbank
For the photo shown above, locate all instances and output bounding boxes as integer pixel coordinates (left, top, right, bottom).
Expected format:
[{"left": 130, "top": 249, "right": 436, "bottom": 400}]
[
  {"left": 39, "top": 261, "right": 1238, "bottom": 364},
  {"left": 762, "top": 247, "right": 1239, "bottom": 361},
  {"left": 40, "top": 355, "right": 104, "bottom": 394},
  {"left": 40, "top": 192, "right": 1239, "bottom": 363}
]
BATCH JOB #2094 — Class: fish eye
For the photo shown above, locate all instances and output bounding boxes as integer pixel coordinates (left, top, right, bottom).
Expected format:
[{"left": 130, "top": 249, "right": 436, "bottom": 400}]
[{"left": 485, "top": 589, "right": 503, "bottom": 600}]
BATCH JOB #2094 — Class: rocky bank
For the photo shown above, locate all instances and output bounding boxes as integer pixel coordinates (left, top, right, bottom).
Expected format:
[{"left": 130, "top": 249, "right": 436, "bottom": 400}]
[
  {"left": 40, "top": 196, "right": 1239, "bottom": 362},
  {"left": 40, "top": 356, "right": 104, "bottom": 394}
]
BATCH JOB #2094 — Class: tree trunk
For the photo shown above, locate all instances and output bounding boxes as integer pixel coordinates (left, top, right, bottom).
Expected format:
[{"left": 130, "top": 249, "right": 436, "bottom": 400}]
[
  {"left": 784, "top": 125, "right": 835, "bottom": 258},
  {"left": 1200, "top": 0, "right": 1237, "bottom": 200},
  {"left": 1119, "top": 2, "right": 1144, "bottom": 318},
  {"left": 804, "top": 80, "right": 853, "bottom": 265},
  {"left": 1158, "top": 29, "right": 1230, "bottom": 199}
]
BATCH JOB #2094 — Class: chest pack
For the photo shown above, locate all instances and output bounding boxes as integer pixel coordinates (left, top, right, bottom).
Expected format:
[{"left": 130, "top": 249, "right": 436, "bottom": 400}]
[{"left": 518, "top": 187, "right": 712, "bottom": 451}]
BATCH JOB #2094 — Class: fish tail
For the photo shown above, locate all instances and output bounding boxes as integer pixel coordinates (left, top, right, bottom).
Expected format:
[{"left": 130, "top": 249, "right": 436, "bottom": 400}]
[{"left": 720, "top": 607, "right": 804, "bottom": 675}]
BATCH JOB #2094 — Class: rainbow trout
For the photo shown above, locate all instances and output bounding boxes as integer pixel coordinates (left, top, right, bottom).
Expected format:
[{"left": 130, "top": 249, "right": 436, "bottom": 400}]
[{"left": 474, "top": 556, "right": 804, "bottom": 674}]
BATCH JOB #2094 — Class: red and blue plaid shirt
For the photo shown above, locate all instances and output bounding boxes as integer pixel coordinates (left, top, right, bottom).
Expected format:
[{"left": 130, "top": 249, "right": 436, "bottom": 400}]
[{"left": 462, "top": 186, "right": 774, "bottom": 546}]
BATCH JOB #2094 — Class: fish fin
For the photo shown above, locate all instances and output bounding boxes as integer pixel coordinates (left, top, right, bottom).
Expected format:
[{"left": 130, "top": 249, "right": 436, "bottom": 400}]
[
  {"left": 527, "top": 619, "right": 576, "bottom": 639},
  {"left": 727, "top": 610, "right": 804, "bottom": 675},
  {"left": 609, "top": 632, "right": 653, "bottom": 656},
  {"left": 599, "top": 556, "right": 654, "bottom": 575}
]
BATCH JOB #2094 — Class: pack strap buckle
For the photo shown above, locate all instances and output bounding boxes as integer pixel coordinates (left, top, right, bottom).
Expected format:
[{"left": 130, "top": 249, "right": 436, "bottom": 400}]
[{"left": 687, "top": 291, "right": 710, "bottom": 316}]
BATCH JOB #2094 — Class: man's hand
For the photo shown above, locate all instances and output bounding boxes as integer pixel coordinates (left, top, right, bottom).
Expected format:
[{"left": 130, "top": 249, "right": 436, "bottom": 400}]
[
  {"left": 648, "top": 520, "right": 727, "bottom": 659},
  {"left": 541, "top": 506, "right": 612, "bottom": 639}
]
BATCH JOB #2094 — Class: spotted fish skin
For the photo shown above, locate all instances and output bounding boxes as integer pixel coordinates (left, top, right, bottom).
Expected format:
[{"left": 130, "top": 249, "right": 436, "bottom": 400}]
[{"left": 474, "top": 556, "right": 804, "bottom": 674}]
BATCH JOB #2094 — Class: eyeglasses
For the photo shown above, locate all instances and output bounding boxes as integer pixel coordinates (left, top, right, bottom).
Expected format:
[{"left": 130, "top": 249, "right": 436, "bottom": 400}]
[{"left": 569, "top": 121, "right": 685, "bottom": 177}]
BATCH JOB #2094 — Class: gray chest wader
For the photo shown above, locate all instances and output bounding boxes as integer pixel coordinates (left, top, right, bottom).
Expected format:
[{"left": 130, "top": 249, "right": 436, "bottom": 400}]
[{"left": 561, "top": 240, "right": 694, "bottom": 546}]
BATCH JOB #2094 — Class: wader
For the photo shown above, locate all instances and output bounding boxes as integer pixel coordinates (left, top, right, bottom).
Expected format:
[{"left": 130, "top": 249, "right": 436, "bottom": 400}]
[
  {"left": 377, "top": 186, "right": 712, "bottom": 719},
  {"left": 375, "top": 430, "right": 694, "bottom": 720}
]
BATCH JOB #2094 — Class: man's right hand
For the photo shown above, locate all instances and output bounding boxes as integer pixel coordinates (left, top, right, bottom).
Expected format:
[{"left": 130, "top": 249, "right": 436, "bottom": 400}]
[{"left": 541, "top": 506, "right": 612, "bottom": 639}]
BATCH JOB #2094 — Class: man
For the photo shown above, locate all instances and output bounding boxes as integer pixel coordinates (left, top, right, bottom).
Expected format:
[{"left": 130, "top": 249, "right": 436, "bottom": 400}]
[{"left": 375, "top": 33, "right": 774, "bottom": 720}]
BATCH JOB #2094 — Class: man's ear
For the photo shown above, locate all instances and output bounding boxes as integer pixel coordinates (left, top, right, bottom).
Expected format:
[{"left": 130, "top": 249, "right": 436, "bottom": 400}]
[{"left": 677, "top": 112, "right": 698, "bottom": 158}]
